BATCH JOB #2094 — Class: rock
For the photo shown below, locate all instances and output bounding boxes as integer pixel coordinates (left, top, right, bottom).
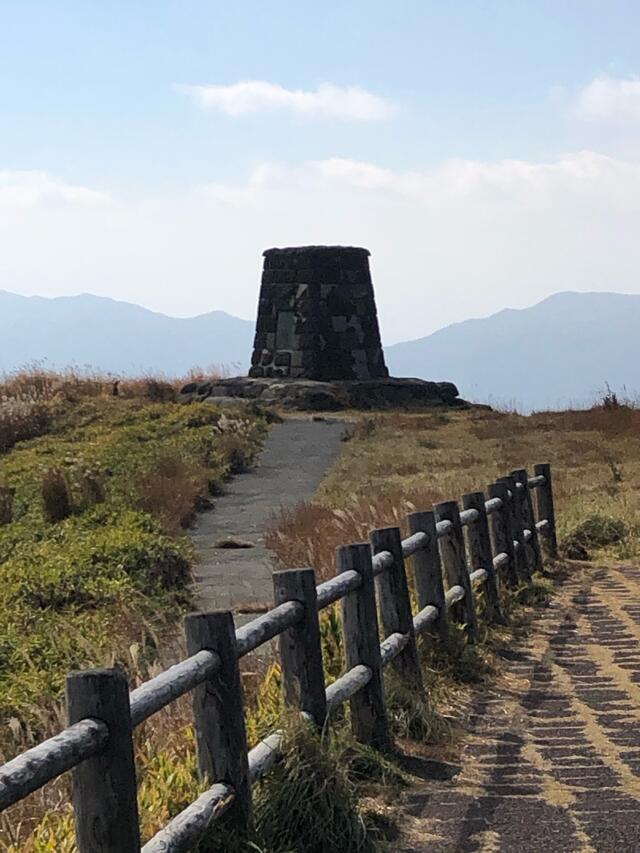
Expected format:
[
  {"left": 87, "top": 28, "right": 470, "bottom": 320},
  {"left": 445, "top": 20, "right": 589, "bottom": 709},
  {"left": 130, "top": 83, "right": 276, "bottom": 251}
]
[{"left": 182, "top": 376, "right": 471, "bottom": 412}]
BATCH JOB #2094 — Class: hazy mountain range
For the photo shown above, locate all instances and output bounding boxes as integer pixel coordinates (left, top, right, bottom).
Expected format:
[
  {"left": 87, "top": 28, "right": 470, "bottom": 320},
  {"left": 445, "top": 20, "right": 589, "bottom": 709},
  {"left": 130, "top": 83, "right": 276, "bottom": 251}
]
[
  {"left": 0, "top": 290, "right": 254, "bottom": 377},
  {"left": 385, "top": 291, "right": 639, "bottom": 411},
  {"left": 2, "top": 289, "right": 638, "bottom": 410}
]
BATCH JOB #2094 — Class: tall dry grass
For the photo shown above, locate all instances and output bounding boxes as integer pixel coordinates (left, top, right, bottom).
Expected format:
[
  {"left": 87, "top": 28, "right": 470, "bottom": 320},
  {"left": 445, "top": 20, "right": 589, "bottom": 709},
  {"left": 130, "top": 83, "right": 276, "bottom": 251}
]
[{"left": 269, "top": 400, "right": 640, "bottom": 576}]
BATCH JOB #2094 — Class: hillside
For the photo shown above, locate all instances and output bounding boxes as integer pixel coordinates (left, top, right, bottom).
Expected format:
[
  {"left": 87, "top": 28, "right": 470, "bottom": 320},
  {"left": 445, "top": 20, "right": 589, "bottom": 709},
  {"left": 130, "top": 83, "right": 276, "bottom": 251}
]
[
  {"left": 385, "top": 291, "right": 640, "bottom": 411},
  {"left": 0, "top": 291, "right": 254, "bottom": 376}
]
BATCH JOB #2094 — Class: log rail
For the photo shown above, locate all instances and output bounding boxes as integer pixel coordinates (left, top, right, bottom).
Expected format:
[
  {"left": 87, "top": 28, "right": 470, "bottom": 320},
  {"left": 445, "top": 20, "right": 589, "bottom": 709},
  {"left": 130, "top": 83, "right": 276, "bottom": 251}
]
[{"left": 0, "top": 463, "right": 558, "bottom": 851}]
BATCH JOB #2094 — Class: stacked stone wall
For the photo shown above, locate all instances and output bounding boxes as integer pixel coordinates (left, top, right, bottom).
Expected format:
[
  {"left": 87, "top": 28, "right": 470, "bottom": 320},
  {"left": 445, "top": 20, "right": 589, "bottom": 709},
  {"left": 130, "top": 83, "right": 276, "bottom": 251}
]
[{"left": 249, "top": 245, "right": 389, "bottom": 381}]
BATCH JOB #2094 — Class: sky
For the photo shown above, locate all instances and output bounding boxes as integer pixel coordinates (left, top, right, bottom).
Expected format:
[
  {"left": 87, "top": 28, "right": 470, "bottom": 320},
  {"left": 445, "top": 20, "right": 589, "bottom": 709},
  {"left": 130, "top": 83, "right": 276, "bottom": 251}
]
[{"left": 2, "top": 1, "right": 640, "bottom": 344}]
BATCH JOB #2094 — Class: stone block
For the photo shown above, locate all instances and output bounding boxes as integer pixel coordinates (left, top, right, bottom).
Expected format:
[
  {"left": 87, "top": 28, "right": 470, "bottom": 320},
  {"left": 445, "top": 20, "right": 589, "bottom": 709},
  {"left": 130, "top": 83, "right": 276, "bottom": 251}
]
[
  {"left": 291, "top": 350, "right": 315, "bottom": 368},
  {"left": 274, "top": 351, "right": 292, "bottom": 368},
  {"left": 294, "top": 333, "right": 319, "bottom": 350},
  {"left": 273, "top": 269, "right": 297, "bottom": 284},
  {"left": 260, "top": 349, "right": 274, "bottom": 366},
  {"left": 256, "top": 315, "right": 277, "bottom": 334}
]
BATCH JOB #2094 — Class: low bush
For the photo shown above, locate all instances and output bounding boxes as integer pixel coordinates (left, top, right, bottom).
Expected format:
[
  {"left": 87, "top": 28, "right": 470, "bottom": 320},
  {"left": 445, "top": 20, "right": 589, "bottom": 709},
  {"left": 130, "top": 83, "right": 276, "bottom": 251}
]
[
  {"left": 136, "top": 452, "right": 209, "bottom": 532},
  {"left": 0, "top": 395, "right": 267, "bottom": 751},
  {"left": 560, "top": 512, "right": 628, "bottom": 560},
  {"left": 41, "top": 468, "right": 73, "bottom": 523},
  {"left": 253, "top": 718, "right": 379, "bottom": 853},
  {"left": 0, "top": 486, "right": 14, "bottom": 525},
  {"left": 0, "top": 399, "right": 52, "bottom": 454}
]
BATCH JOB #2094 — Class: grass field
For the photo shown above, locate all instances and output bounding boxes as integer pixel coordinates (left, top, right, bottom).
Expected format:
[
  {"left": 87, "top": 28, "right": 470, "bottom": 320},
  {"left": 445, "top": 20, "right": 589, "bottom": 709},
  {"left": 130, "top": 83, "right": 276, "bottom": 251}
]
[
  {"left": 268, "top": 402, "right": 640, "bottom": 579},
  {"left": 0, "top": 370, "right": 267, "bottom": 750},
  {"left": 5, "top": 380, "right": 640, "bottom": 850}
]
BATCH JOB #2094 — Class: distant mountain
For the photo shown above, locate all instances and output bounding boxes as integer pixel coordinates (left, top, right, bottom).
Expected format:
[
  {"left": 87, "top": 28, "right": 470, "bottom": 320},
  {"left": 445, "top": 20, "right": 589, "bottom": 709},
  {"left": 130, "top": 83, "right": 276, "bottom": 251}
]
[
  {"left": 385, "top": 291, "right": 640, "bottom": 411},
  {"left": 0, "top": 291, "right": 254, "bottom": 376},
  {"left": 3, "top": 289, "right": 638, "bottom": 409}
]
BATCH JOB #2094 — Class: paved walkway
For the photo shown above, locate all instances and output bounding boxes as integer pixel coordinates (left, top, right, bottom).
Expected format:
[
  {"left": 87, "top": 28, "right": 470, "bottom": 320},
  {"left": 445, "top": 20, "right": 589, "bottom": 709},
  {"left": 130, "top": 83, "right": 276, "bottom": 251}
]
[
  {"left": 400, "top": 561, "right": 640, "bottom": 852},
  {"left": 191, "top": 417, "right": 347, "bottom": 612}
]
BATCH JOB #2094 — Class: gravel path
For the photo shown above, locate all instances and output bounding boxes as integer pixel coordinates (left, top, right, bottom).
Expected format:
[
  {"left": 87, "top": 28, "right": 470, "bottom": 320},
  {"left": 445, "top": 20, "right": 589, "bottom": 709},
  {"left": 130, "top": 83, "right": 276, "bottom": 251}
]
[
  {"left": 191, "top": 417, "right": 348, "bottom": 613},
  {"left": 399, "top": 561, "right": 640, "bottom": 852}
]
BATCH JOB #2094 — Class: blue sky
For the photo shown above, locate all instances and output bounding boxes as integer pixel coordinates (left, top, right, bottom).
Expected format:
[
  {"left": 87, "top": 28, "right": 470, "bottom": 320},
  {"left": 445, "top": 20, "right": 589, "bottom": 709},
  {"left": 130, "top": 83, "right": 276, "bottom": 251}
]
[{"left": 2, "top": 1, "right": 640, "bottom": 343}]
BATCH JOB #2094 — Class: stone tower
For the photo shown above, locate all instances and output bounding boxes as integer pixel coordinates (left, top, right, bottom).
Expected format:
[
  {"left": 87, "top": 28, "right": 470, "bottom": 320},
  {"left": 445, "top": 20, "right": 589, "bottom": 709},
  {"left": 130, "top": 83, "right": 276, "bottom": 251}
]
[{"left": 249, "top": 245, "right": 388, "bottom": 381}]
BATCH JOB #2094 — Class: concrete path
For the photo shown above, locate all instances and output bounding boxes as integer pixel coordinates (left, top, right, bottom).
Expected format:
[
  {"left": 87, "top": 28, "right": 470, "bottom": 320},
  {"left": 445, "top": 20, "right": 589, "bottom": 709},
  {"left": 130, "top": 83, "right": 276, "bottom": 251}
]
[
  {"left": 400, "top": 561, "right": 640, "bottom": 852},
  {"left": 191, "top": 417, "right": 348, "bottom": 612}
]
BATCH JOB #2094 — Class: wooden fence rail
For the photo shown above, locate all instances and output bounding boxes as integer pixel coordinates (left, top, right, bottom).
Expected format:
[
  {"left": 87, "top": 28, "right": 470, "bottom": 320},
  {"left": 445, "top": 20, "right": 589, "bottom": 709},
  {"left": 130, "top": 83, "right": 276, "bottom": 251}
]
[{"left": 0, "top": 464, "right": 558, "bottom": 852}]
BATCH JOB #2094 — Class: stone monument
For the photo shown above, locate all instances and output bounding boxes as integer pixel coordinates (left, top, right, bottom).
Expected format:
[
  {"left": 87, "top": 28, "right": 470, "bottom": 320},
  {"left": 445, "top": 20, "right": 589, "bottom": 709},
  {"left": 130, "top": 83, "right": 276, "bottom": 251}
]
[
  {"left": 249, "top": 246, "right": 388, "bottom": 381},
  {"left": 181, "top": 245, "right": 467, "bottom": 410}
]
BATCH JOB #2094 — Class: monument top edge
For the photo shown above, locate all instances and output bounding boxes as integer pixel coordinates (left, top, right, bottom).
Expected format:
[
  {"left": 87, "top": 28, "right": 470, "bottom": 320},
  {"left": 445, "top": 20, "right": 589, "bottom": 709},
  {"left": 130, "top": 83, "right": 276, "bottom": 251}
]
[{"left": 263, "top": 245, "right": 370, "bottom": 258}]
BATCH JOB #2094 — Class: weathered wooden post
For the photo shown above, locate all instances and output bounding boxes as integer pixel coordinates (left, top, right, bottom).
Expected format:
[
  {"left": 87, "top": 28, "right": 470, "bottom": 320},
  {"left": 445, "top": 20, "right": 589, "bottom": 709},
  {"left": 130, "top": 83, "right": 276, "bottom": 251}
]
[
  {"left": 534, "top": 463, "right": 558, "bottom": 558},
  {"left": 433, "top": 501, "right": 477, "bottom": 642},
  {"left": 337, "top": 543, "right": 391, "bottom": 750},
  {"left": 273, "top": 568, "right": 327, "bottom": 728},
  {"left": 369, "top": 526, "right": 423, "bottom": 689},
  {"left": 487, "top": 481, "right": 518, "bottom": 588},
  {"left": 462, "top": 491, "right": 502, "bottom": 622},
  {"left": 67, "top": 668, "right": 141, "bottom": 853},
  {"left": 511, "top": 469, "right": 544, "bottom": 572},
  {"left": 497, "top": 475, "right": 529, "bottom": 582},
  {"left": 184, "top": 611, "right": 253, "bottom": 833},
  {"left": 407, "top": 510, "right": 448, "bottom": 643}
]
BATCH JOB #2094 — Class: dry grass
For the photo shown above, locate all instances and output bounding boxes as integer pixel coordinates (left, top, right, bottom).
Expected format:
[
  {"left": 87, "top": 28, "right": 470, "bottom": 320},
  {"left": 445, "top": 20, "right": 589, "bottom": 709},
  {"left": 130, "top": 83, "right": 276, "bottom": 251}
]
[
  {"left": 40, "top": 468, "right": 73, "bottom": 523},
  {"left": 0, "top": 364, "right": 222, "bottom": 403},
  {"left": 9, "top": 395, "right": 640, "bottom": 850},
  {"left": 269, "top": 402, "right": 640, "bottom": 575},
  {"left": 136, "top": 452, "right": 212, "bottom": 533}
]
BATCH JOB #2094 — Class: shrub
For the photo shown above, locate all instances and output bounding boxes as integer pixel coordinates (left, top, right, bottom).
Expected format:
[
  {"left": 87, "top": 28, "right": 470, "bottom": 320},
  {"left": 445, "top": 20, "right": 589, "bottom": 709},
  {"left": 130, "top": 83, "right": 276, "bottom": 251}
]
[
  {"left": 41, "top": 468, "right": 73, "bottom": 523},
  {"left": 384, "top": 669, "right": 449, "bottom": 742},
  {"left": 561, "top": 513, "right": 628, "bottom": 560},
  {"left": 78, "top": 469, "right": 106, "bottom": 506},
  {"left": 253, "top": 718, "right": 378, "bottom": 853},
  {"left": 0, "top": 399, "right": 52, "bottom": 454},
  {"left": 136, "top": 453, "right": 209, "bottom": 533},
  {"left": 0, "top": 486, "right": 14, "bottom": 525}
]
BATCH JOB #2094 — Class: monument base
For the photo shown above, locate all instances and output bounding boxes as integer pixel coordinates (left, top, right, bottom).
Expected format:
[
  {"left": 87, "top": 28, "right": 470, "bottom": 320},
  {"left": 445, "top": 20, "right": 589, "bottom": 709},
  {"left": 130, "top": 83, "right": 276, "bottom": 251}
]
[{"left": 180, "top": 376, "right": 470, "bottom": 412}]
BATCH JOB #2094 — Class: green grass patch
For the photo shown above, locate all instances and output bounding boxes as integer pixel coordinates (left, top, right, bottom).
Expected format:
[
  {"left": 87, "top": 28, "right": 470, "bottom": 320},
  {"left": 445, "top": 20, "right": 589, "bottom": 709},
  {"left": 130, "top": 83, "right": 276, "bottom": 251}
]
[{"left": 0, "top": 397, "right": 267, "bottom": 750}]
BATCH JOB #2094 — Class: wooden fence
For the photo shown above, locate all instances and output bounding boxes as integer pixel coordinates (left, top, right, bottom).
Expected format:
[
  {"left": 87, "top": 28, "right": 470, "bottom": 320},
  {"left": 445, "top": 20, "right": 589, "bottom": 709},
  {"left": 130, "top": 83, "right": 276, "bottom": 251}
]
[{"left": 0, "top": 463, "right": 558, "bottom": 852}]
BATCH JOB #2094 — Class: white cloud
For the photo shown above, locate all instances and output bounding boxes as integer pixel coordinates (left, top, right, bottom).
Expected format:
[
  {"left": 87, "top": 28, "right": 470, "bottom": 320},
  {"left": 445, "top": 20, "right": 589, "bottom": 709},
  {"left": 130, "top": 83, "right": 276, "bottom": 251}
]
[
  {"left": 175, "top": 80, "right": 395, "bottom": 120},
  {"left": 0, "top": 170, "right": 110, "bottom": 209},
  {"left": 3, "top": 152, "right": 640, "bottom": 347},
  {"left": 205, "top": 151, "right": 640, "bottom": 211},
  {"left": 573, "top": 75, "right": 640, "bottom": 119}
]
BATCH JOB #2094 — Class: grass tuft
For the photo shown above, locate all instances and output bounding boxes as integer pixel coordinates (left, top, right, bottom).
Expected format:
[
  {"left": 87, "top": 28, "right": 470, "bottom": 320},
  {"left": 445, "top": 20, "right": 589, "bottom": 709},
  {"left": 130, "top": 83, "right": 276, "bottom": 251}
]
[
  {"left": 41, "top": 468, "right": 73, "bottom": 523},
  {"left": 560, "top": 512, "right": 628, "bottom": 560},
  {"left": 252, "top": 716, "right": 379, "bottom": 853}
]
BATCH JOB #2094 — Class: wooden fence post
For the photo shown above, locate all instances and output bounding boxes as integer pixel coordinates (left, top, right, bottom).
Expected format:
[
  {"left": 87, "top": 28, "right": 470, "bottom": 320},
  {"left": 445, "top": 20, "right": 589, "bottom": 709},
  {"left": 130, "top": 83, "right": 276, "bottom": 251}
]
[
  {"left": 534, "top": 463, "right": 558, "bottom": 558},
  {"left": 462, "top": 491, "right": 503, "bottom": 622},
  {"left": 67, "top": 668, "right": 140, "bottom": 853},
  {"left": 487, "top": 481, "right": 518, "bottom": 588},
  {"left": 497, "top": 475, "right": 529, "bottom": 582},
  {"left": 433, "top": 501, "right": 477, "bottom": 643},
  {"left": 336, "top": 543, "right": 391, "bottom": 750},
  {"left": 407, "top": 510, "right": 448, "bottom": 642},
  {"left": 184, "top": 611, "right": 253, "bottom": 834},
  {"left": 511, "top": 468, "right": 544, "bottom": 572},
  {"left": 369, "top": 526, "right": 423, "bottom": 689},
  {"left": 273, "top": 568, "right": 327, "bottom": 728}
]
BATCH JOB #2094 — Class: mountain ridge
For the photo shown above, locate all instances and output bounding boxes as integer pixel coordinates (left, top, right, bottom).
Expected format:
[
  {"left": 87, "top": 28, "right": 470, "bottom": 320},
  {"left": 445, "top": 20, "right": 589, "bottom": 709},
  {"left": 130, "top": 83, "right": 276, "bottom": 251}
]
[
  {"left": 385, "top": 290, "right": 640, "bottom": 410},
  {"left": 2, "top": 288, "right": 639, "bottom": 410}
]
